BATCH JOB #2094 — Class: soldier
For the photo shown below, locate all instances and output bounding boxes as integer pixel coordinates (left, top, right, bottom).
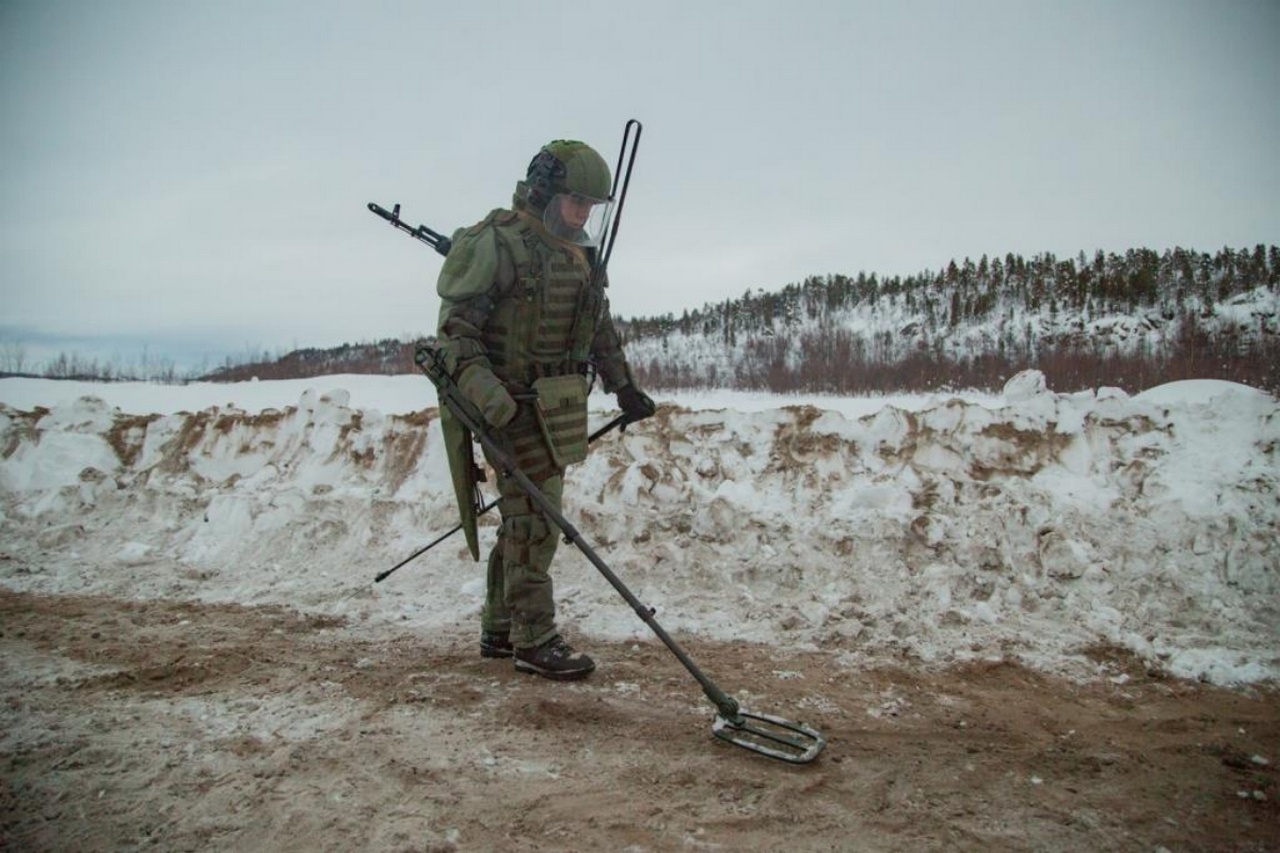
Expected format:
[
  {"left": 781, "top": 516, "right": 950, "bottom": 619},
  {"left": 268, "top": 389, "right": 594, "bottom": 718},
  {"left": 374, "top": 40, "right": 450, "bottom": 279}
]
[{"left": 434, "top": 140, "right": 656, "bottom": 680}]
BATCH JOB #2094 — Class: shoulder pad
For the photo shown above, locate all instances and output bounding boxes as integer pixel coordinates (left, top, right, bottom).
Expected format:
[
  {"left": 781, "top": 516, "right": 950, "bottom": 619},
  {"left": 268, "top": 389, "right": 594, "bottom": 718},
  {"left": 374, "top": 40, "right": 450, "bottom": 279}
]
[{"left": 437, "top": 213, "right": 503, "bottom": 300}]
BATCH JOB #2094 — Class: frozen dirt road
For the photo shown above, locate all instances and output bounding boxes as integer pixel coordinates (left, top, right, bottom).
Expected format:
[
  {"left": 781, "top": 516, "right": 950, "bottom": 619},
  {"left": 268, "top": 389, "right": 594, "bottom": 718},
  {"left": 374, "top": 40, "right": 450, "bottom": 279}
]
[{"left": 2, "top": 588, "right": 1277, "bottom": 852}]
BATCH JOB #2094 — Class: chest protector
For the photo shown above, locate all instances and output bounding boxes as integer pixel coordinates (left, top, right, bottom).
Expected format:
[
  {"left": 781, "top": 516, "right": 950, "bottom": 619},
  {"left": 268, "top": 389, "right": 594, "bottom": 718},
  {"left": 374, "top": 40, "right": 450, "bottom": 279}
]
[
  {"left": 480, "top": 210, "right": 605, "bottom": 385},
  {"left": 484, "top": 210, "right": 605, "bottom": 470}
]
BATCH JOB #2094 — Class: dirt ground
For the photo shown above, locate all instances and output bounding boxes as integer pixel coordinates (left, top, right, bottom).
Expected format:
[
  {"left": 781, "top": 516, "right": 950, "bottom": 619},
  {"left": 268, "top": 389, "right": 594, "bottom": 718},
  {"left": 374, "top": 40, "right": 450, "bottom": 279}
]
[{"left": 1, "top": 588, "right": 1276, "bottom": 853}]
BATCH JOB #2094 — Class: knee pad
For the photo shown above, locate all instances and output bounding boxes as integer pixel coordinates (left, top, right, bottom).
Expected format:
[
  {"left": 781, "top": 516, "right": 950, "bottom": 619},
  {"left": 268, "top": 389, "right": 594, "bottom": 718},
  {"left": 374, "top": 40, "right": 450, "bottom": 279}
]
[{"left": 503, "top": 514, "right": 551, "bottom": 565}]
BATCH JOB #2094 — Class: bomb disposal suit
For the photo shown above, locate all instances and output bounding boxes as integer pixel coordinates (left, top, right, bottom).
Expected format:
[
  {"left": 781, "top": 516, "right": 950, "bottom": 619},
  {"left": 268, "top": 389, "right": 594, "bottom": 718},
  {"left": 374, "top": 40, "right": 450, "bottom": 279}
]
[{"left": 434, "top": 140, "right": 655, "bottom": 678}]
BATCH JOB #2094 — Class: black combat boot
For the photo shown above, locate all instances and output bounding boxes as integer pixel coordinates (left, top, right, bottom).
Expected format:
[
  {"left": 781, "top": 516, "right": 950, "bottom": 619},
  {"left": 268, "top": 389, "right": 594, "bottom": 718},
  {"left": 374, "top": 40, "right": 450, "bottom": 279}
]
[
  {"left": 514, "top": 636, "right": 596, "bottom": 680},
  {"left": 480, "top": 631, "right": 513, "bottom": 659}
]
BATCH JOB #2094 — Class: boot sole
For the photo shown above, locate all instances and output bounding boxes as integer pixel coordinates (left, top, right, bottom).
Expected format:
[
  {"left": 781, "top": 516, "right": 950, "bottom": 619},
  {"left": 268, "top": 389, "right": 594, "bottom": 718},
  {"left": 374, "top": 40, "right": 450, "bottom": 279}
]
[{"left": 514, "top": 659, "right": 595, "bottom": 681}]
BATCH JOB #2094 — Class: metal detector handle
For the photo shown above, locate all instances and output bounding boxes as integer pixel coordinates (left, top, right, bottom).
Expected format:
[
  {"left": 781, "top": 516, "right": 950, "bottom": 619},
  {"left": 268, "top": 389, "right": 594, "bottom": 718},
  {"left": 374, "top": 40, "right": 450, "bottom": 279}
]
[{"left": 368, "top": 201, "right": 453, "bottom": 257}]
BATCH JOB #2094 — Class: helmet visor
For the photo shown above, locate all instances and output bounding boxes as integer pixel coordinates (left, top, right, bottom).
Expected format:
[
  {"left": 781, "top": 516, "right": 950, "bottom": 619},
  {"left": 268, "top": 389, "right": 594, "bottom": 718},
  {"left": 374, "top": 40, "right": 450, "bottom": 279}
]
[{"left": 542, "top": 192, "right": 612, "bottom": 247}]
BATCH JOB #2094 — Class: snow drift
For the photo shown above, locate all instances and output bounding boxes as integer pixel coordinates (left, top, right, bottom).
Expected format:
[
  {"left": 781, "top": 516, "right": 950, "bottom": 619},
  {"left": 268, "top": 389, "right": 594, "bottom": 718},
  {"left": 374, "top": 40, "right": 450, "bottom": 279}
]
[{"left": 0, "top": 372, "right": 1276, "bottom": 686}]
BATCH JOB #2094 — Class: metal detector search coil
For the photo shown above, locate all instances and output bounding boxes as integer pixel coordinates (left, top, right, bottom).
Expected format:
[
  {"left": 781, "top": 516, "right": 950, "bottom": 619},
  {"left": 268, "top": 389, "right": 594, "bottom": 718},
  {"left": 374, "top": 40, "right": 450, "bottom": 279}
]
[{"left": 713, "top": 711, "right": 826, "bottom": 765}]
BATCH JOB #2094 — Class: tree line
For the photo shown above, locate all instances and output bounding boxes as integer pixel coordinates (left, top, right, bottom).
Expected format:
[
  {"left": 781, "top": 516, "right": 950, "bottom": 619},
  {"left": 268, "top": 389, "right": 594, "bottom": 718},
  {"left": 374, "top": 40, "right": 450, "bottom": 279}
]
[
  {"left": 618, "top": 245, "right": 1279, "bottom": 395},
  {"left": 0, "top": 343, "right": 187, "bottom": 384},
  {"left": 7, "top": 244, "right": 1275, "bottom": 394}
]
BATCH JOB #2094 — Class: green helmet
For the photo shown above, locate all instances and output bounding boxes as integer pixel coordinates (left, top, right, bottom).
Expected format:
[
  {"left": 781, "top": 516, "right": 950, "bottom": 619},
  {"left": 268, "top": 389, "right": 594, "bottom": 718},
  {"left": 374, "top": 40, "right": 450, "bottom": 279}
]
[{"left": 521, "top": 140, "right": 612, "bottom": 211}]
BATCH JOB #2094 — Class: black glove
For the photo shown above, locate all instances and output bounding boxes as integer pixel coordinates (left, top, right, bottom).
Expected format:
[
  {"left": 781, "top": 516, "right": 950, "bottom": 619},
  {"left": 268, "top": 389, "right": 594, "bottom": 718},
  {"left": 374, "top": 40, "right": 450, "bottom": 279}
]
[{"left": 616, "top": 383, "right": 657, "bottom": 424}]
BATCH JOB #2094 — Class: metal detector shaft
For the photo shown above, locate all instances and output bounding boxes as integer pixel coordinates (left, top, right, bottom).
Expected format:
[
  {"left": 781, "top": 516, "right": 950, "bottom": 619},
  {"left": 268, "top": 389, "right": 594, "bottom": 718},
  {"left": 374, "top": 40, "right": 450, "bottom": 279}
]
[
  {"left": 375, "top": 414, "right": 630, "bottom": 584},
  {"left": 415, "top": 345, "right": 742, "bottom": 720}
]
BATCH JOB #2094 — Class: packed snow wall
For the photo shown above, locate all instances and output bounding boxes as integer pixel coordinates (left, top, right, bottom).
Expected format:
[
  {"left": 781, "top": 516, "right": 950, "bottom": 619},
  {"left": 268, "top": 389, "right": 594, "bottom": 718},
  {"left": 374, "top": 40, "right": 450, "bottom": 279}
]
[{"left": 1, "top": 375, "right": 1277, "bottom": 685}]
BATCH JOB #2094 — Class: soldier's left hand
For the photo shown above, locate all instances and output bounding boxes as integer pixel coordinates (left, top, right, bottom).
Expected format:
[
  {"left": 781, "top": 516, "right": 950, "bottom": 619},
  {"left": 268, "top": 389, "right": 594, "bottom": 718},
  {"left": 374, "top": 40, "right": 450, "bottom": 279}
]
[{"left": 617, "top": 383, "right": 657, "bottom": 424}]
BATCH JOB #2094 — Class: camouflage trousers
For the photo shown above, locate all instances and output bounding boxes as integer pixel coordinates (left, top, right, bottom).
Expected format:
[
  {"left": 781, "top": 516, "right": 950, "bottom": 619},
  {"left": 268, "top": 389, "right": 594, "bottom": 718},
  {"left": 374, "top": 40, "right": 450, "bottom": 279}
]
[{"left": 479, "top": 447, "right": 564, "bottom": 651}]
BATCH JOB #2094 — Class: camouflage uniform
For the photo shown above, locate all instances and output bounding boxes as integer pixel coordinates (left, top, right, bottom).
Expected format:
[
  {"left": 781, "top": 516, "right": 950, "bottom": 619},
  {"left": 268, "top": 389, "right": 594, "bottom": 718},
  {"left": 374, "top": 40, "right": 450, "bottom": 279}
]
[{"left": 435, "top": 141, "right": 648, "bottom": 661}]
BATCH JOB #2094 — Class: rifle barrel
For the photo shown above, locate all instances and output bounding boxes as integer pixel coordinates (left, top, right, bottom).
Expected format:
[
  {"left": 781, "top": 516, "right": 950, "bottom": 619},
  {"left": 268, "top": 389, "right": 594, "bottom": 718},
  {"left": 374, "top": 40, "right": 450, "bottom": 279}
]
[{"left": 367, "top": 201, "right": 451, "bottom": 257}]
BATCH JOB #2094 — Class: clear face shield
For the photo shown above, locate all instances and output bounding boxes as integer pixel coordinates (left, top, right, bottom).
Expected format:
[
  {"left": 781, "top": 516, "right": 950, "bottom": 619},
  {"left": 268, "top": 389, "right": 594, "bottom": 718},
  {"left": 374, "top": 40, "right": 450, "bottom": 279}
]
[{"left": 542, "top": 192, "right": 613, "bottom": 247}]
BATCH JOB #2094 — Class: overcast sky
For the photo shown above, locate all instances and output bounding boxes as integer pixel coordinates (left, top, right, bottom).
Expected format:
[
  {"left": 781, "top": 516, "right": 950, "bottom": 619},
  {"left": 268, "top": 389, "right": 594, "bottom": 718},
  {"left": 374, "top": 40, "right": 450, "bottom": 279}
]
[{"left": 2, "top": 0, "right": 1277, "bottom": 372}]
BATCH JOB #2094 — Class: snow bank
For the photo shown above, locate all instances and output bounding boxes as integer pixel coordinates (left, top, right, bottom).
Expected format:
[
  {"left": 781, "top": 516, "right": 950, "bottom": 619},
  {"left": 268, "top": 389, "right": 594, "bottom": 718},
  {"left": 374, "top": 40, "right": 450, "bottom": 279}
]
[{"left": 0, "top": 372, "right": 1276, "bottom": 686}]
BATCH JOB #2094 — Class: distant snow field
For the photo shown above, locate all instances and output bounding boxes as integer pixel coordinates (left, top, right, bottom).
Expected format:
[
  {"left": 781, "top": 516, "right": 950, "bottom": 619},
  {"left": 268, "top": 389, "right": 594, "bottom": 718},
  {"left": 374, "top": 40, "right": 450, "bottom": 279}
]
[{"left": 0, "top": 372, "right": 1276, "bottom": 686}]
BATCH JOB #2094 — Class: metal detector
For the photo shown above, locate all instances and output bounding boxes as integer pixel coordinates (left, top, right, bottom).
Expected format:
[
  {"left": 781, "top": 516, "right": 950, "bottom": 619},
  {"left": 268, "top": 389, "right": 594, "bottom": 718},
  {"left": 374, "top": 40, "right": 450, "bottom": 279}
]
[{"left": 416, "top": 344, "right": 826, "bottom": 765}]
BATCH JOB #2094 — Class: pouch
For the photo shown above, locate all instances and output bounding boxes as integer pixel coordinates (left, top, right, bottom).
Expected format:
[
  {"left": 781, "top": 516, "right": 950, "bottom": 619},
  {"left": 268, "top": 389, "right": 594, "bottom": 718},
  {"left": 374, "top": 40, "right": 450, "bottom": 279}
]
[{"left": 531, "top": 374, "right": 590, "bottom": 469}]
